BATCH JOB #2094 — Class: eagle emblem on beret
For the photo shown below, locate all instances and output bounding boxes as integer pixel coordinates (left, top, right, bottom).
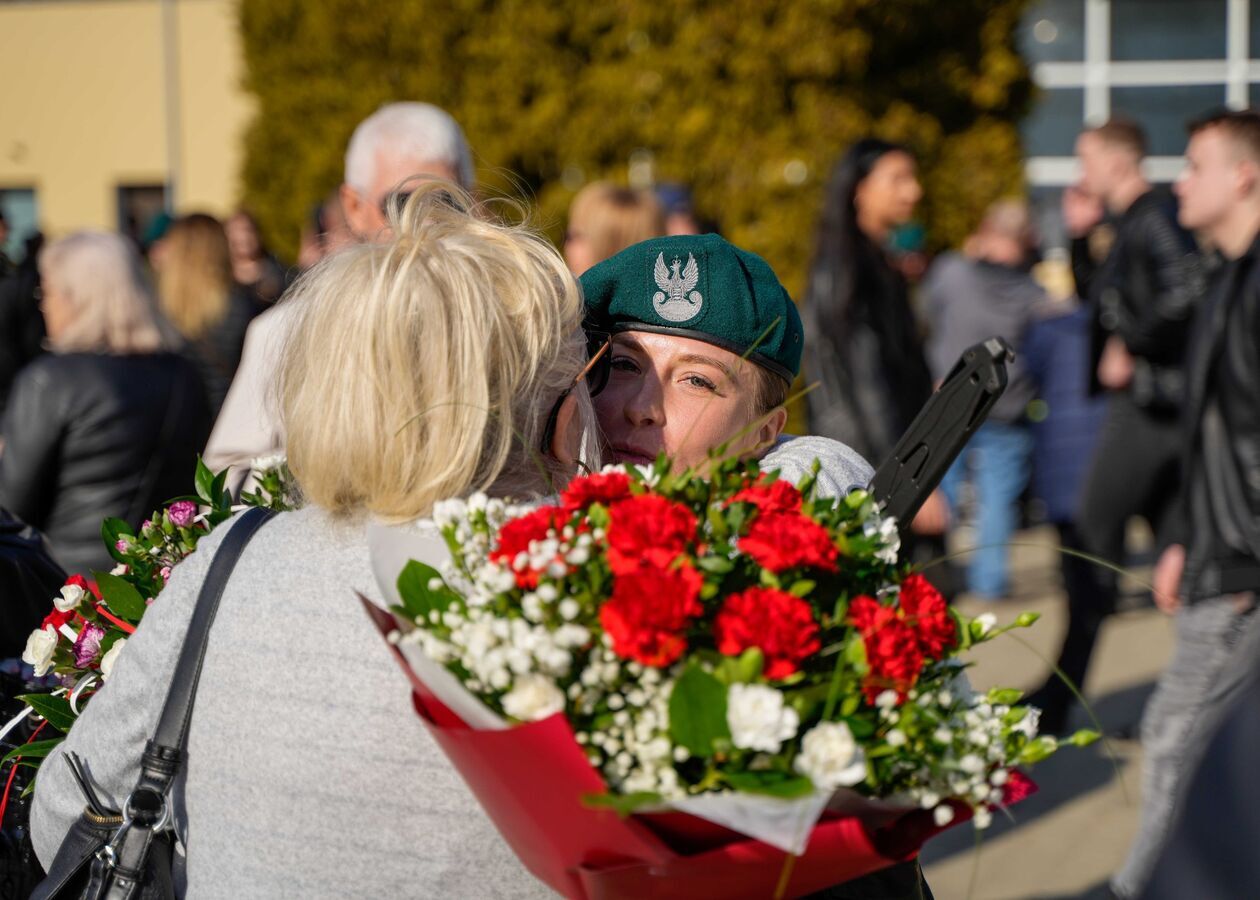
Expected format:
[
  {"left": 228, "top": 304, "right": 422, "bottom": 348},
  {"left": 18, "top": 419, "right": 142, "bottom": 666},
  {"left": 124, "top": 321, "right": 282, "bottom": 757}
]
[{"left": 652, "top": 252, "right": 703, "bottom": 323}]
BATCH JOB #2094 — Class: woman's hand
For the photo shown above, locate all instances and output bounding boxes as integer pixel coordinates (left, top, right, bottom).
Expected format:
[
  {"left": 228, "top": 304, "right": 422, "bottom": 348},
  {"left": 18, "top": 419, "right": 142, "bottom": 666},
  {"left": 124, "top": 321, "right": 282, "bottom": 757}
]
[{"left": 911, "top": 490, "right": 949, "bottom": 536}]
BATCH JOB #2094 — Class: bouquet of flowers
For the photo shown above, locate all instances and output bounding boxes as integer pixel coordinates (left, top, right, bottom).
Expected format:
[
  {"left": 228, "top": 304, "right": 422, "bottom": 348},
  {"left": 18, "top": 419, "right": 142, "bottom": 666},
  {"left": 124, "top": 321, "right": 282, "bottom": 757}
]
[
  {"left": 369, "top": 457, "right": 1096, "bottom": 898},
  {"left": 1, "top": 457, "right": 298, "bottom": 795}
]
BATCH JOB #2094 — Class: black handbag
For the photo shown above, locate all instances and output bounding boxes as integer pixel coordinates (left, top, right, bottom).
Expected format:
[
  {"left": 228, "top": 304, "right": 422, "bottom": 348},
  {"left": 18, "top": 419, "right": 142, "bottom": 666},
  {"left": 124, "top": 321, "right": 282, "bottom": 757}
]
[{"left": 30, "top": 506, "right": 275, "bottom": 900}]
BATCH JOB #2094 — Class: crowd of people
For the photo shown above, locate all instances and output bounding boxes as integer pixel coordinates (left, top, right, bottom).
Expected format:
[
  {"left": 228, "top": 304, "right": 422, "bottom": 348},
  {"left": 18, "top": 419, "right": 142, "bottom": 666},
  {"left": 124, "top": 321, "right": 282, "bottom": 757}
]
[{"left": 1, "top": 96, "right": 1259, "bottom": 897}]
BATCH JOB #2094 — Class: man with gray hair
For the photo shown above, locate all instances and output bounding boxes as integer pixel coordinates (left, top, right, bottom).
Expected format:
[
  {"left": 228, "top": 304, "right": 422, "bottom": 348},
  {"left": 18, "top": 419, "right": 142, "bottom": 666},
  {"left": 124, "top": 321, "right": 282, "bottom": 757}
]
[
  {"left": 339, "top": 102, "right": 475, "bottom": 239},
  {"left": 204, "top": 102, "right": 475, "bottom": 488}
]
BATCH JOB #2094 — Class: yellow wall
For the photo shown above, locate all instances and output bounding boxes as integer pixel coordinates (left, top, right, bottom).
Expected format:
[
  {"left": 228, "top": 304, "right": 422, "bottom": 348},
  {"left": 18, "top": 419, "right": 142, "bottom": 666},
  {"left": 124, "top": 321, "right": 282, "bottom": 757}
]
[{"left": 0, "top": 0, "right": 253, "bottom": 235}]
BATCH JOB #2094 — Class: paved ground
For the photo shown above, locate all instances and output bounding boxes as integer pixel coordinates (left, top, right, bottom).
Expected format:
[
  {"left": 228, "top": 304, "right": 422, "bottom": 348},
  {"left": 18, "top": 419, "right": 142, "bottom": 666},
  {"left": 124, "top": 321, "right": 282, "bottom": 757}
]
[{"left": 919, "top": 525, "right": 1173, "bottom": 900}]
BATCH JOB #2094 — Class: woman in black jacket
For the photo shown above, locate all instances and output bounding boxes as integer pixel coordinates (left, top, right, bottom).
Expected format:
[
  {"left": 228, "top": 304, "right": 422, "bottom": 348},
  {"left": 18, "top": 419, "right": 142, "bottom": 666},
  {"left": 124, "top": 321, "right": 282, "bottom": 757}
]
[{"left": 0, "top": 231, "right": 211, "bottom": 576}]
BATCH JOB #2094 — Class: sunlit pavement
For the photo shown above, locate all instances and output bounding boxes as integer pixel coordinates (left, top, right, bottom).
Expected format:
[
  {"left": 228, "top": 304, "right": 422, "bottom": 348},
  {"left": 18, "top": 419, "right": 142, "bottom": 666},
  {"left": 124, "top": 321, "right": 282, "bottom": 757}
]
[{"left": 920, "top": 525, "right": 1173, "bottom": 900}]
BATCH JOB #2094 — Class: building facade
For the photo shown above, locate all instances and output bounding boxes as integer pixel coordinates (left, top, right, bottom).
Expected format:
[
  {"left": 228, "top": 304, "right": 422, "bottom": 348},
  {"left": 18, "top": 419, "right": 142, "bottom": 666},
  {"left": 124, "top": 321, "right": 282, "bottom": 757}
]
[
  {"left": 0, "top": 0, "right": 251, "bottom": 262},
  {"left": 1021, "top": 0, "right": 1258, "bottom": 244}
]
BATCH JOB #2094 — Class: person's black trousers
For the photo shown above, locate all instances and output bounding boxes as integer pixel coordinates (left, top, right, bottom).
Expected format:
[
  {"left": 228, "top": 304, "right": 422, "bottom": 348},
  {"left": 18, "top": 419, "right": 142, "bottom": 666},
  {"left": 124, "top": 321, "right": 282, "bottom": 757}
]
[{"left": 1031, "top": 393, "right": 1181, "bottom": 732}]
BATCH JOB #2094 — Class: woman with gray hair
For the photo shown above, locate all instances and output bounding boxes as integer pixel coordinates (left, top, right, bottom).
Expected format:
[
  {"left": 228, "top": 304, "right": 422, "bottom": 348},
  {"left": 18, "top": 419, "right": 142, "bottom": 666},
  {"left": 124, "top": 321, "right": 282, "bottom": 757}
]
[
  {"left": 0, "top": 231, "right": 210, "bottom": 575},
  {"left": 30, "top": 184, "right": 594, "bottom": 897}
]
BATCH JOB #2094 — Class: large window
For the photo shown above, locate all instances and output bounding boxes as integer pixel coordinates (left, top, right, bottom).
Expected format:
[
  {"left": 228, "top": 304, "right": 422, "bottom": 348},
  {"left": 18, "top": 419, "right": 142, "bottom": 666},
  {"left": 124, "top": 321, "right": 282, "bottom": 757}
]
[{"left": 1021, "top": 0, "right": 1253, "bottom": 246}]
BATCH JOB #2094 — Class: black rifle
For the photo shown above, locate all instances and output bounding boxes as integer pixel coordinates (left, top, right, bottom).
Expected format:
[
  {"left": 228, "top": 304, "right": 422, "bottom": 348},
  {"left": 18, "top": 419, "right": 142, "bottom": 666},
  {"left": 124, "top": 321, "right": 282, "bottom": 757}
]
[{"left": 868, "top": 337, "right": 1014, "bottom": 535}]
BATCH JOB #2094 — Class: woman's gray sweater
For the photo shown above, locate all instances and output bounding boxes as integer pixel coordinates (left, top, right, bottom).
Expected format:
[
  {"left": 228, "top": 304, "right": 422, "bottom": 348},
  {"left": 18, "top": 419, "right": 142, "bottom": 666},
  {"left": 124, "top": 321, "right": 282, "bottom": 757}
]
[{"left": 30, "top": 506, "right": 553, "bottom": 898}]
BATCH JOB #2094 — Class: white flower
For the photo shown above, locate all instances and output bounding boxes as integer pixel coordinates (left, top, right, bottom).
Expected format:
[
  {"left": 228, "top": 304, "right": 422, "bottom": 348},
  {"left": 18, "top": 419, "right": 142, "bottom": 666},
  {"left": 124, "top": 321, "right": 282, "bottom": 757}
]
[
  {"left": 501, "top": 674, "right": 566, "bottom": 722},
  {"left": 974, "top": 613, "right": 997, "bottom": 636},
  {"left": 250, "top": 453, "right": 286, "bottom": 472},
  {"left": 886, "top": 729, "right": 907, "bottom": 748},
  {"left": 933, "top": 727, "right": 953, "bottom": 744},
  {"left": 959, "top": 754, "right": 986, "bottom": 775},
  {"left": 933, "top": 804, "right": 955, "bottom": 827},
  {"left": 727, "top": 684, "right": 800, "bottom": 753},
  {"left": 99, "top": 638, "right": 127, "bottom": 681},
  {"left": 109, "top": 564, "right": 128, "bottom": 576},
  {"left": 1013, "top": 707, "right": 1041, "bottom": 739},
  {"left": 973, "top": 806, "right": 993, "bottom": 829},
  {"left": 22, "top": 626, "right": 58, "bottom": 676},
  {"left": 54, "top": 583, "right": 86, "bottom": 613},
  {"left": 874, "top": 690, "right": 899, "bottom": 709},
  {"left": 794, "top": 721, "right": 867, "bottom": 789}
]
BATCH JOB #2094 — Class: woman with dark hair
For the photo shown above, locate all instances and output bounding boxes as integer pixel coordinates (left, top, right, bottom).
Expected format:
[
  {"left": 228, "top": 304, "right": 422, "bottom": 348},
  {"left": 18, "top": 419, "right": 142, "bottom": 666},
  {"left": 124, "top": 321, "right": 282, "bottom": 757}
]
[{"left": 803, "top": 139, "right": 933, "bottom": 464}]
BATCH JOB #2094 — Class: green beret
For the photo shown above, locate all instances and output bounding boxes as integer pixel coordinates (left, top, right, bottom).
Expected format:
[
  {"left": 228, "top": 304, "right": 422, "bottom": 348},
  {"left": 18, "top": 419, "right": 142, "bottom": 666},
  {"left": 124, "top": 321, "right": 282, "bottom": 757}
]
[{"left": 579, "top": 234, "right": 804, "bottom": 382}]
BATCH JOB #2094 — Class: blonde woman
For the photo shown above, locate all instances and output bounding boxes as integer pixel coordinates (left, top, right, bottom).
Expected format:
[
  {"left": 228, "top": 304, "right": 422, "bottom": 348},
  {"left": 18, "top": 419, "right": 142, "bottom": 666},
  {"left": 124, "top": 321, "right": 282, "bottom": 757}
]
[
  {"left": 563, "top": 181, "right": 665, "bottom": 275},
  {"left": 157, "top": 213, "right": 261, "bottom": 416},
  {"left": 31, "top": 184, "right": 593, "bottom": 898},
  {"left": 0, "top": 232, "right": 210, "bottom": 575}
]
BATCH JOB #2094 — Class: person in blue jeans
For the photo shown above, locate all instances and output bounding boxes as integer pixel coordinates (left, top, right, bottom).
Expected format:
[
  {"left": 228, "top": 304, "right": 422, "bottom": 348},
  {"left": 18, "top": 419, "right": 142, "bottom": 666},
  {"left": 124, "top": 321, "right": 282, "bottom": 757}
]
[{"left": 925, "top": 200, "right": 1047, "bottom": 600}]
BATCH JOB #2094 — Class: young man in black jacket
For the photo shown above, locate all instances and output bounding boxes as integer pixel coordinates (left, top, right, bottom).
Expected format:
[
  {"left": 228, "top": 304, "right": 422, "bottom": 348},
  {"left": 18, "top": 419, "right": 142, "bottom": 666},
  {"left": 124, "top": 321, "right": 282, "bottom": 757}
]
[
  {"left": 1112, "top": 109, "right": 1260, "bottom": 899},
  {"left": 1065, "top": 119, "right": 1201, "bottom": 716}
]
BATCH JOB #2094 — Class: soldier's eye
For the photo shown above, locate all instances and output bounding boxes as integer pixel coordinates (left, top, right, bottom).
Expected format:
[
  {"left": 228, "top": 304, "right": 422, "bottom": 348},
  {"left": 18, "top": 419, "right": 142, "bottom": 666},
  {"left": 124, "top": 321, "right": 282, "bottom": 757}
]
[
  {"left": 685, "top": 375, "right": 717, "bottom": 392},
  {"left": 611, "top": 356, "right": 639, "bottom": 374}
]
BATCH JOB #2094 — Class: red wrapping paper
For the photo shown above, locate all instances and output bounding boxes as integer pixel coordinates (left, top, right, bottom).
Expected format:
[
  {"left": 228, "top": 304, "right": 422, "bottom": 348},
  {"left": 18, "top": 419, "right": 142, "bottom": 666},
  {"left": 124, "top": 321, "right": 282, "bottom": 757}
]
[{"left": 362, "top": 596, "right": 974, "bottom": 899}]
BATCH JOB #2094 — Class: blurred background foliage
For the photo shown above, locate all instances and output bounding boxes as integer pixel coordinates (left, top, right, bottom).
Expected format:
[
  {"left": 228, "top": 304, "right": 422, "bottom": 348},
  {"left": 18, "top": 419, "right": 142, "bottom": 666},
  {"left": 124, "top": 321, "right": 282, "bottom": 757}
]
[{"left": 239, "top": 0, "right": 1033, "bottom": 295}]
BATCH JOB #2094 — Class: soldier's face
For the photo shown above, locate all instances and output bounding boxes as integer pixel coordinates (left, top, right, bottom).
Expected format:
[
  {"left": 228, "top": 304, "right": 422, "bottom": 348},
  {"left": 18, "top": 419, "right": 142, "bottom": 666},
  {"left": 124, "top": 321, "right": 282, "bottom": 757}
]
[{"left": 593, "top": 331, "right": 786, "bottom": 471}]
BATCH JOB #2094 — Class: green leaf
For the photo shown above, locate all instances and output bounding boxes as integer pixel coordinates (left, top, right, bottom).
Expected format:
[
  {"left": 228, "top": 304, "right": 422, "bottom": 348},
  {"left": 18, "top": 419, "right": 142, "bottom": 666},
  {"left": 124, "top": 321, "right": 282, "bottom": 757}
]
[
  {"left": 581, "top": 791, "right": 663, "bottom": 816},
  {"left": 14, "top": 694, "right": 76, "bottom": 733},
  {"left": 987, "top": 688, "right": 1023, "bottom": 706},
  {"left": 950, "top": 609, "right": 972, "bottom": 651},
  {"left": 758, "top": 568, "right": 781, "bottom": 589},
  {"left": 734, "top": 648, "right": 764, "bottom": 683},
  {"left": 697, "top": 555, "right": 735, "bottom": 575},
  {"left": 840, "top": 693, "right": 861, "bottom": 717},
  {"left": 101, "top": 517, "right": 134, "bottom": 563},
  {"left": 669, "top": 664, "right": 730, "bottom": 757},
  {"left": 396, "top": 560, "right": 455, "bottom": 622},
  {"left": 787, "top": 579, "right": 816, "bottom": 598},
  {"left": 194, "top": 457, "right": 216, "bottom": 504},
  {"left": 725, "top": 771, "right": 815, "bottom": 798},
  {"left": 1, "top": 736, "right": 66, "bottom": 765},
  {"left": 210, "top": 469, "right": 230, "bottom": 511},
  {"left": 94, "top": 572, "right": 147, "bottom": 622}
]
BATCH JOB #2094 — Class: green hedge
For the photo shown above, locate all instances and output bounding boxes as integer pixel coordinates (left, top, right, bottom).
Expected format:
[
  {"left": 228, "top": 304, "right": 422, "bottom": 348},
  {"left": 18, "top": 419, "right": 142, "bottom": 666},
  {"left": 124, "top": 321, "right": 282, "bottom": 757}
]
[{"left": 238, "top": 0, "right": 1032, "bottom": 295}]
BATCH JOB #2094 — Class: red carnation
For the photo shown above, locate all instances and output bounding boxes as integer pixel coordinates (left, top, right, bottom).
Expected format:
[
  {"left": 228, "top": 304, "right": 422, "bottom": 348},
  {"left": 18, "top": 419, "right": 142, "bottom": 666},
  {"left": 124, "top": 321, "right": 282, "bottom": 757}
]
[
  {"left": 739, "top": 512, "right": 838, "bottom": 573},
  {"left": 489, "top": 506, "right": 569, "bottom": 589},
  {"left": 714, "top": 587, "right": 821, "bottom": 679},
  {"left": 561, "top": 471, "right": 632, "bottom": 511},
  {"left": 729, "top": 479, "right": 803, "bottom": 515},
  {"left": 898, "top": 574, "right": 956, "bottom": 658},
  {"left": 849, "top": 595, "right": 925, "bottom": 704},
  {"left": 1001, "top": 770, "right": 1037, "bottom": 805},
  {"left": 606, "top": 494, "right": 697, "bottom": 576},
  {"left": 600, "top": 563, "right": 703, "bottom": 666}
]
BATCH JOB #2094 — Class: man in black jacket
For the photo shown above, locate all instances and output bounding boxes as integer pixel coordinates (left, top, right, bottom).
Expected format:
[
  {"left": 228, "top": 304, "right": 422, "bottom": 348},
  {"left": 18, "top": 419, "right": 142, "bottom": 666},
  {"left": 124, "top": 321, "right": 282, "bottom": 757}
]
[
  {"left": 1067, "top": 119, "right": 1200, "bottom": 705},
  {"left": 1112, "top": 109, "right": 1260, "bottom": 899}
]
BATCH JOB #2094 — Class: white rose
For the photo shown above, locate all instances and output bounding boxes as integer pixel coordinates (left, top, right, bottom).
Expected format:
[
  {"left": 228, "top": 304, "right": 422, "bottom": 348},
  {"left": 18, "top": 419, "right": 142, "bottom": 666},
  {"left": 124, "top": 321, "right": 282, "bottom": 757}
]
[
  {"left": 794, "top": 721, "right": 867, "bottom": 789},
  {"left": 22, "top": 626, "right": 59, "bottom": 676},
  {"left": 99, "top": 638, "right": 127, "bottom": 681},
  {"left": 974, "top": 613, "right": 997, "bottom": 636},
  {"left": 54, "top": 583, "right": 86, "bottom": 613},
  {"left": 726, "top": 684, "right": 799, "bottom": 753},
  {"left": 501, "top": 674, "right": 566, "bottom": 722}
]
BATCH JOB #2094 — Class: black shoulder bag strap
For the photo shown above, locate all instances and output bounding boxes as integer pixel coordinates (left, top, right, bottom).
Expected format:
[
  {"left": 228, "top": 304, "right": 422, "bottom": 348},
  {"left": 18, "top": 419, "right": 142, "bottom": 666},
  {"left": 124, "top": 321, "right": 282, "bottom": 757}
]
[{"left": 84, "top": 506, "right": 275, "bottom": 900}]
